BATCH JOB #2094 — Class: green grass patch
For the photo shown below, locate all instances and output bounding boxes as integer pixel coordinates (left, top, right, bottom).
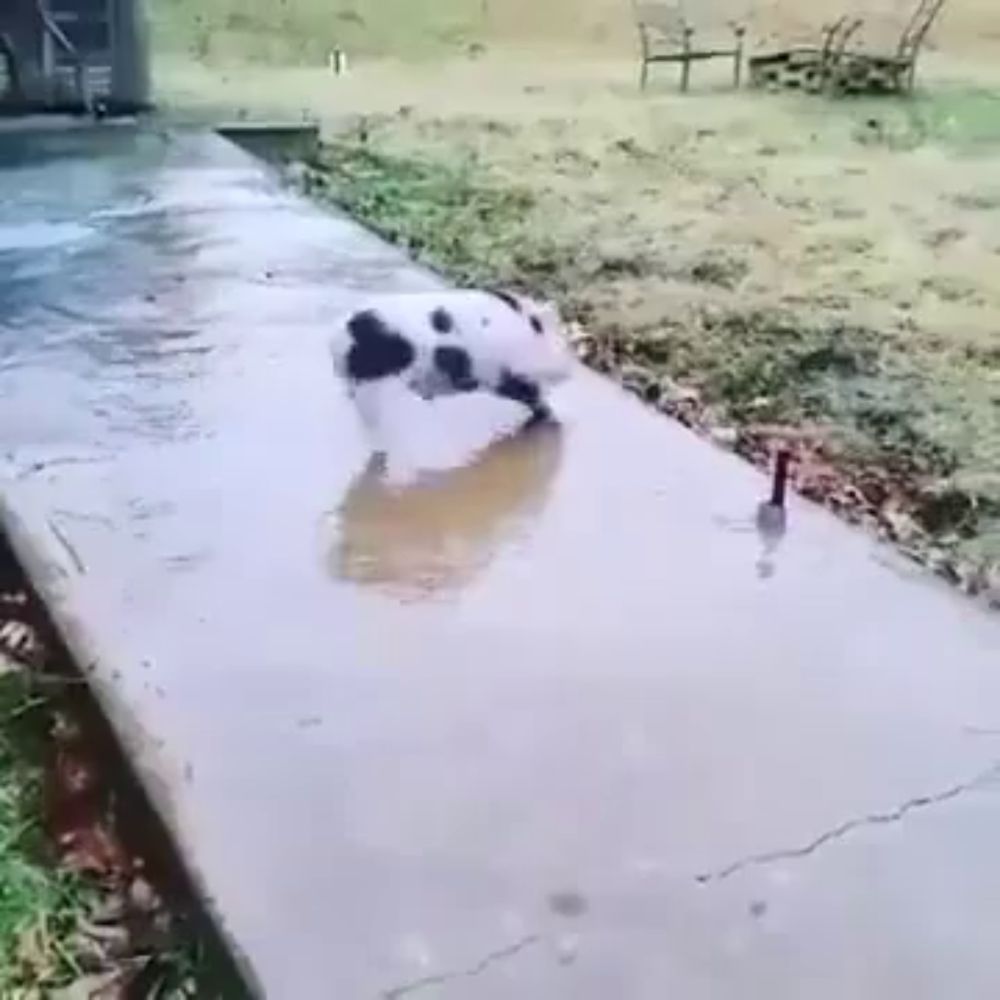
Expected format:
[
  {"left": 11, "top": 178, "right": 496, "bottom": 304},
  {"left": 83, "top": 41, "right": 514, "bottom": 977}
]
[
  {"left": 807, "top": 86, "right": 1000, "bottom": 153},
  {"left": 0, "top": 672, "right": 96, "bottom": 994},
  {"left": 308, "top": 142, "right": 572, "bottom": 289},
  {"left": 908, "top": 87, "right": 1000, "bottom": 149}
]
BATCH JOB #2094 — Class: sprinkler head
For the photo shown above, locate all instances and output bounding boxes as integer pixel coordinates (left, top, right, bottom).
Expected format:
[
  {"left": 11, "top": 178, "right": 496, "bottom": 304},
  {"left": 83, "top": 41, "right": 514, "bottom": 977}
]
[
  {"left": 756, "top": 447, "right": 792, "bottom": 540},
  {"left": 770, "top": 447, "right": 792, "bottom": 508}
]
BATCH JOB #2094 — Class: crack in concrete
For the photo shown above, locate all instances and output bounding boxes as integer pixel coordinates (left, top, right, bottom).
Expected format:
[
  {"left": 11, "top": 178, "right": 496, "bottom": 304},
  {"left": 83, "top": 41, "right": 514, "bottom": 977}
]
[
  {"left": 15, "top": 453, "right": 111, "bottom": 481},
  {"left": 47, "top": 517, "right": 86, "bottom": 575},
  {"left": 696, "top": 759, "right": 1000, "bottom": 885},
  {"left": 382, "top": 934, "right": 540, "bottom": 999},
  {"left": 382, "top": 762, "right": 1000, "bottom": 993}
]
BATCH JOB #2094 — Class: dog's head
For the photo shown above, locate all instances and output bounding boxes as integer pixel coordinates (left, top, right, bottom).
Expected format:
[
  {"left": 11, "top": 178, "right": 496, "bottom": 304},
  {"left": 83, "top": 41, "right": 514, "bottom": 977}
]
[{"left": 486, "top": 290, "right": 575, "bottom": 388}]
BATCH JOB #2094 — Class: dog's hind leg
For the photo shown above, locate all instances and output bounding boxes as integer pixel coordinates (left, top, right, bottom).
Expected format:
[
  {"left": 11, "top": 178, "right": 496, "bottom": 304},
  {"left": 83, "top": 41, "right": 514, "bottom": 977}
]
[{"left": 494, "top": 370, "right": 553, "bottom": 427}]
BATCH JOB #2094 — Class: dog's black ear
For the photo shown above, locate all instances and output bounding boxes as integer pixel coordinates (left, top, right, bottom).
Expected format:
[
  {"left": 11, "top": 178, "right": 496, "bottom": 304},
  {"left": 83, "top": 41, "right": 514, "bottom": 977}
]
[{"left": 485, "top": 288, "right": 522, "bottom": 313}]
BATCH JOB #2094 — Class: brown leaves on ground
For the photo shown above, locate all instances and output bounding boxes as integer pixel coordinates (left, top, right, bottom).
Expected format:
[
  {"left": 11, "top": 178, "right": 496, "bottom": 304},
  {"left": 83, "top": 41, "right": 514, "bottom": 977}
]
[
  {"left": 1, "top": 584, "right": 188, "bottom": 998},
  {"left": 42, "top": 704, "right": 180, "bottom": 996},
  {"left": 1, "top": 590, "right": 44, "bottom": 671},
  {"left": 45, "top": 711, "right": 132, "bottom": 882}
]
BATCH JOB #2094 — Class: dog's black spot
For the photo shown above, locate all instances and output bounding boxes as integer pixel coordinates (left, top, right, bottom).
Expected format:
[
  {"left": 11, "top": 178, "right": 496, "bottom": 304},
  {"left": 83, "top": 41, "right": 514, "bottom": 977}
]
[
  {"left": 529, "top": 314, "right": 544, "bottom": 334},
  {"left": 345, "top": 309, "right": 415, "bottom": 381},
  {"left": 433, "top": 345, "right": 479, "bottom": 391},
  {"left": 487, "top": 289, "right": 522, "bottom": 312},
  {"left": 496, "top": 369, "right": 547, "bottom": 421},
  {"left": 429, "top": 307, "right": 454, "bottom": 334}
]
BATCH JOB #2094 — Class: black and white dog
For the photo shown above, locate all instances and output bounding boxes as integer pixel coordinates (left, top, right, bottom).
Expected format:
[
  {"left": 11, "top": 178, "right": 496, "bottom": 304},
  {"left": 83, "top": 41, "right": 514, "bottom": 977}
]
[{"left": 330, "top": 288, "right": 575, "bottom": 440}]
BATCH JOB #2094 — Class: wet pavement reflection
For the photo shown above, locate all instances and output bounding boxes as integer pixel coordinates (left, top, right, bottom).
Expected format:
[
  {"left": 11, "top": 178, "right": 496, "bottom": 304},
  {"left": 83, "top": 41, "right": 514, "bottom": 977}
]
[{"left": 331, "top": 423, "right": 564, "bottom": 601}]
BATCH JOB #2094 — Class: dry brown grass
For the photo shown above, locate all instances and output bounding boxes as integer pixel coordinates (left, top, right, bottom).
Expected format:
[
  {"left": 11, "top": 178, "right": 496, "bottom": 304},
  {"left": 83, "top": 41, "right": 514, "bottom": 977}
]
[{"left": 153, "top": 0, "right": 999, "bottom": 62}]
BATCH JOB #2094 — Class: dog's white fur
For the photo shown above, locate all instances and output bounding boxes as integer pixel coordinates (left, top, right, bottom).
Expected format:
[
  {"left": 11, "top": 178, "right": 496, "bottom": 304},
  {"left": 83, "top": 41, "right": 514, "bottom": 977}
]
[{"left": 330, "top": 289, "right": 574, "bottom": 407}]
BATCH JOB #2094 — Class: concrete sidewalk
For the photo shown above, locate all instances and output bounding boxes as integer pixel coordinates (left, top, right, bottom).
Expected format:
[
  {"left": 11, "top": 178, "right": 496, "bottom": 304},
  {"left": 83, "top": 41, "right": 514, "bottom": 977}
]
[{"left": 2, "top": 126, "right": 1000, "bottom": 999}]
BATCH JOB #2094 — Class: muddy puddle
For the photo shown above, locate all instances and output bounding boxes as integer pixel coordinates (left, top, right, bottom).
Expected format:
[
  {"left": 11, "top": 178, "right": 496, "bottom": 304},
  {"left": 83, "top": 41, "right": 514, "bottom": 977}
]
[{"left": 330, "top": 420, "right": 564, "bottom": 600}]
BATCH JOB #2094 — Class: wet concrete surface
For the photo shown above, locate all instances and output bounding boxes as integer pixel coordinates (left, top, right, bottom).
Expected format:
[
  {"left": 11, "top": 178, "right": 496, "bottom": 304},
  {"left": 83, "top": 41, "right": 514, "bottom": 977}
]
[{"left": 2, "top": 126, "right": 1000, "bottom": 999}]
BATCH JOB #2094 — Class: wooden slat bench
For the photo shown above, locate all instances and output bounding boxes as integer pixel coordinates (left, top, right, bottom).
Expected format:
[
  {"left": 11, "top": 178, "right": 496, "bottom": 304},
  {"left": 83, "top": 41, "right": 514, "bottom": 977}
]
[
  {"left": 747, "top": 17, "right": 863, "bottom": 93},
  {"left": 633, "top": 1, "right": 746, "bottom": 92}
]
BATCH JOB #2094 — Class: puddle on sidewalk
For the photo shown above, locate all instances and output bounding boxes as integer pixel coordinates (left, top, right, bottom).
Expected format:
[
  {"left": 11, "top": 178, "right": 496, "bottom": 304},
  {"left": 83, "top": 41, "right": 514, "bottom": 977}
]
[{"left": 328, "top": 416, "right": 564, "bottom": 602}]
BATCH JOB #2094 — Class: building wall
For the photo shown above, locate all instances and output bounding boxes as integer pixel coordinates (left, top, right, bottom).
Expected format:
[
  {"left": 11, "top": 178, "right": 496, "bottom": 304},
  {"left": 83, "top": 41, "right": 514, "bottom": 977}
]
[
  {"left": 1, "top": 0, "right": 150, "bottom": 110},
  {"left": 0, "top": 0, "right": 46, "bottom": 102}
]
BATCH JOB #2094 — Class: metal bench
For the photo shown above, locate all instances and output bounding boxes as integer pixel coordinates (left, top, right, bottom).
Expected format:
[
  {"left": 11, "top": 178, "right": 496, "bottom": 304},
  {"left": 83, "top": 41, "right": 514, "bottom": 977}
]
[
  {"left": 828, "top": 0, "right": 948, "bottom": 95},
  {"left": 633, "top": 1, "right": 746, "bottom": 93}
]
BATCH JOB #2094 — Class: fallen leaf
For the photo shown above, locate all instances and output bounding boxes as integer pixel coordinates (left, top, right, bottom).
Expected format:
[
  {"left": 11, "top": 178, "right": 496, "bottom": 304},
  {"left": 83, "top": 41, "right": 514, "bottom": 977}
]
[{"left": 52, "top": 970, "right": 124, "bottom": 1000}]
